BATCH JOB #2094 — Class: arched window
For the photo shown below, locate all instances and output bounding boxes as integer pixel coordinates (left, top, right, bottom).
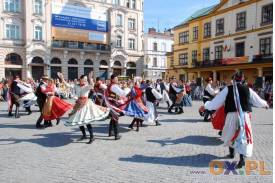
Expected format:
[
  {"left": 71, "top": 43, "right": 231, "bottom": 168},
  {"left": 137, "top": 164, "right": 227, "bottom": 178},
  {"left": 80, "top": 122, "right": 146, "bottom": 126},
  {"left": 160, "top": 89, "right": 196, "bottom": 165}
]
[
  {"left": 114, "top": 61, "right": 122, "bottom": 67},
  {"left": 51, "top": 57, "right": 61, "bottom": 64},
  {"left": 84, "top": 59, "right": 93, "bottom": 65},
  {"left": 100, "top": 60, "right": 108, "bottom": 66},
  {"left": 126, "top": 62, "right": 136, "bottom": 68},
  {"left": 32, "top": 56, "right": 44, "bottom": 64},
  {"left": 5, "top": 53, "right": 22, "bottom": 65},
  {"left": 68, "top": 58, "right": 78, "bottom": 65},
  {"left": 34, "top": 25, "right": 42, "bottom": 40}
]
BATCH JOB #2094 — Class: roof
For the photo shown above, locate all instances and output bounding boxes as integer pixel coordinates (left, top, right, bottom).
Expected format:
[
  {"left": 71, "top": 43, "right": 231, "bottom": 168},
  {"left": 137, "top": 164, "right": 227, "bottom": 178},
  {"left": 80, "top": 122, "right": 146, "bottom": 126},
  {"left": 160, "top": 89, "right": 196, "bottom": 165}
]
[{"left": 174, "top": 4, "right": 218, "bottom": 28}]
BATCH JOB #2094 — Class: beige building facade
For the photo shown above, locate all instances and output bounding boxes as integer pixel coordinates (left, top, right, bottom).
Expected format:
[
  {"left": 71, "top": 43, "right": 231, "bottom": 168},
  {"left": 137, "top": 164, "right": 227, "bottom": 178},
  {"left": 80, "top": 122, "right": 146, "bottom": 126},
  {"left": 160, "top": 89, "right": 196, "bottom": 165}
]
[{"left": 0, "top": 0, "right": 144, "bottom": 81}]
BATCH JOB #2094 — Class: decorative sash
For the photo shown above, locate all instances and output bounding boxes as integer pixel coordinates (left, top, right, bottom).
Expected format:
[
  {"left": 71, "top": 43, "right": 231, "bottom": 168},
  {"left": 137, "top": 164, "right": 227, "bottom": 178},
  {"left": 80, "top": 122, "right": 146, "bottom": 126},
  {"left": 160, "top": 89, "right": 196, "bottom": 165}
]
[{"left": 231, "top": 82, "right": 252, "bottom": 147}]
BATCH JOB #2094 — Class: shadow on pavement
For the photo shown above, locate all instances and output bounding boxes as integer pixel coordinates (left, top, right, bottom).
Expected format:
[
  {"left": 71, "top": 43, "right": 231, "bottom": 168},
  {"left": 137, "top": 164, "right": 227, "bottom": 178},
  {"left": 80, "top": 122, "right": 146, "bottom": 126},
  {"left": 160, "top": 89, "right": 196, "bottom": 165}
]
[
  {"left": 119, "top": 153, "right": 222, "bottom": 167},
  {"left": 0, "top": 123, "right": 37, "bottom": 129},
  {"left": 147, "top": 135, "right": 223, "bottom": 146},
  {"left": 160, "top": 118, "right": 204, "bottom": 123}
]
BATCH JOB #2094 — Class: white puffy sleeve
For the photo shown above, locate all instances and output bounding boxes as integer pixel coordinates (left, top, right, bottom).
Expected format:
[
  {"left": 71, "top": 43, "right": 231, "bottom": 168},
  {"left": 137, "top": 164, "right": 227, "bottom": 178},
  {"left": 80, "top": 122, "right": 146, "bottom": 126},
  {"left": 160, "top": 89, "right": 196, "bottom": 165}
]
[
  {"left": 111, "top": 84, "right": 129, "bottom": 97},
  {"left": 152, "top": 88, "right": 163, "bottom": 100},
  {"left": 205, "top": 87, "right": 228, "bottom": 110},
  {"left": 249, "top": 88, "right": 268, "bottom": 108}
]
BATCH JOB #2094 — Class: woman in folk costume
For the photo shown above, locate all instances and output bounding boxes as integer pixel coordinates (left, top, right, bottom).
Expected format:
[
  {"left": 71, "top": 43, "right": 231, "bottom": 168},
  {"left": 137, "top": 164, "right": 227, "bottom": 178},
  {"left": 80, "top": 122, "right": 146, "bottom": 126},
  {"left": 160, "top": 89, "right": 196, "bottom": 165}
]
[
  {"left": 144, "top": 80, "right": 162, "bottom": 126},
  {"left": 127, "top": 77, "right": 149, "bottom": 131},
  {"left": 41, "top": 79, "right": 73, "bottom": 125},
  {"left": 58, "top": 72, "right": 110, "bottom": 144},
  {"left": 104, "top": 74, "right": 131, "bottom": 140},
  {"left": 203, "top": 71, "right": 269, "bottom": 168}
]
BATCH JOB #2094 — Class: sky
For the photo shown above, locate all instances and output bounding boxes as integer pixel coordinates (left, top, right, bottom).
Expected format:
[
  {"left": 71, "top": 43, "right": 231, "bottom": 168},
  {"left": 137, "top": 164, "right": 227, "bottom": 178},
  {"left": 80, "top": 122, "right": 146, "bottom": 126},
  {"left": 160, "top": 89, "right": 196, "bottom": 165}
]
[{"left": 144, "top": 0, "right": 220, "bottom": 32}]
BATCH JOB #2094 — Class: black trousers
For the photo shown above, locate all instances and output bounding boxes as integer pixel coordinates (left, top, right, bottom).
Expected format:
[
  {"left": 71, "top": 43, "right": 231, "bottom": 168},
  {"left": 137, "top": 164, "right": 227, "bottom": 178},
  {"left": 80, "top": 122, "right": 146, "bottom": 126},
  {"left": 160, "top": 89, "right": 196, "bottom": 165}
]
[{"left": 79, "top": 124, "right": 93, "bottom": 138}]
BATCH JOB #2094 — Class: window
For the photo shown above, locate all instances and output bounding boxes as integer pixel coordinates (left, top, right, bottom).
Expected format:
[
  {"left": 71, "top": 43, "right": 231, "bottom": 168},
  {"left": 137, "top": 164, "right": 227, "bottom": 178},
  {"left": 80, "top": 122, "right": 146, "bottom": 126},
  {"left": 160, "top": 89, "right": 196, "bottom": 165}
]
[
  {"left": 126, "top": 0, "right": 130, "bottom": 8},
  {"left": 179, "top": 31, "right": 189, "bottom": 44},
  {"left": 262, "top": 4, "right": 273, "bottom": 25},
  {"left": 216, "top": 18, "right": 224, "bottom": 35},
  {"left": 236, "top": 12, "right": 246, "bottom": 31},
  {"left": 203, "top": 48, "right": 210, "bottom": 61},
  {"left": 179, "top": 53, "right": 188, "bottom": 65},
  {"left": 34, "top": 0, "right": 42, "bottom": 15},
  {"left": 4, "top": 0, "right": 20, "bottom": 12},
  {"left": 128, "top": 38, "right": 135, "bottom": 50},
  {"left": 235, "top": 42, "right": 245, "bottom": 57},
  {"left": 153, "top": 58, "right": 157, "bottom": 67},
  {"left": 128, "top": 18, "right": 135, "bottom": 30},
  {"left": 116, "top": 35, "right": 122, "bottom": 47},
  {"left": 260, "top": 37, "right": 272, "bottom": 55},
  {"left": 153, "top": 42, "right": 158, "bottom": 51},
  {"left": 116, "top": 14, "right": 123, "bottom": 26},
  {"left": 161, "top": 42, "right": 166, "bottom": 51},
  {"left": 192, "top": 50, "right": 197, "bottom": 62},
  {"left": 193, "top": 26, "right": 198, "bottom": 41},
  {"left": 112, "top": 0, "right": 120, "bottom": 5},
  {"left": 131, "top": 0, "right": 136, "bottom": 9},
  {"left": 6, "top": 24, "right": 20, "bottom": 39},
  {"left": 215, "top": 46, "right": 223, "bottom": 60},
  {"left": 204, "top": 22, "right": 211, "bottom": 38},
  {"left": 34, "top": 26, "right": 42, "bottom": 40}
]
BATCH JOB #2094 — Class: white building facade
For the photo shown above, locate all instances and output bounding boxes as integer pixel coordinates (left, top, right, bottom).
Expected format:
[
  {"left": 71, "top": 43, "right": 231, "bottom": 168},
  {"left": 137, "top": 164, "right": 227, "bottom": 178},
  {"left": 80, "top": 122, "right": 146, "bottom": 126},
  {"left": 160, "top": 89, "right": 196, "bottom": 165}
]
[
  {"left": 0, "top": 0, "right": 144, "bottom": 81},
  {"left": 144, "top": 28, "right": 173, "bottom": 80}
]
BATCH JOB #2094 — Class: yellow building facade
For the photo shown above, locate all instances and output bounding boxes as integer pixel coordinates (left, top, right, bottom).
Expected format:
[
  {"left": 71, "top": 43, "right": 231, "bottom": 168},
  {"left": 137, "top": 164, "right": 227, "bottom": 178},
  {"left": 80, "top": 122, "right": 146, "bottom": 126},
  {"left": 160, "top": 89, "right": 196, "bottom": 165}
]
[{"left": 167, "top": 0, "right": 273, "bottom": 86}]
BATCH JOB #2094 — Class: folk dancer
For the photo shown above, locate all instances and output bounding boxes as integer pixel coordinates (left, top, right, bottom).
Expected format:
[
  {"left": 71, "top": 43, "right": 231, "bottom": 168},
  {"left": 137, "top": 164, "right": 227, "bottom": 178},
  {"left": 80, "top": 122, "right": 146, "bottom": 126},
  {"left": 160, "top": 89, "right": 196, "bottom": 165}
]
[
  {"left": 127, "top": 77, "right": 149, "bottom": 131},
  {"left": 59, "top": 72, "right": 110, "bottom": 144},
  {"left": 35, "top": 75, "right": 52, "bottom": 128},
  {"left": 202, "top": 77, "right": 219, "bottom": 121},
  {"left": 104, "top": 74, "right": 131, "bottom": 140},
  {"left": 41, "top": 79, "right": 72, "bottom": 125},
  {"left": 8, "top": 76, "right": 23, "bottom": 118},
  {"left": 168, "top": 77, "right": 184, "bottom": 114},
  {"left": 145, "top": 80, "right": 162, "bottom": 126},
  {"left": 203, "top": 71, "right": 269, "bottom": 168}
]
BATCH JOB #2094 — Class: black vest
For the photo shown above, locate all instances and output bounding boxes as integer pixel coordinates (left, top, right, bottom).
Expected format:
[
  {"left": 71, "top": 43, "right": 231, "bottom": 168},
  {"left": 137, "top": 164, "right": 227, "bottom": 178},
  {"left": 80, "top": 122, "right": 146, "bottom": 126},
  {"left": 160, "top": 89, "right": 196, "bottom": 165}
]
[
  {"left": 169, "top": 84, "right": 177, "bottom": 96},
  {"left": 146, "top": 87, "right": 156, "bottom": 103},
  {"left": 35, "top": 82, "right": 47, "bottom": 101},
  {"left": 203, "top": 89, "right": 213, "bottom": 99},
  {"left": 10, "top": 81, "right": 21, "bottom": 95},
  {"left": 225, "top": 84, "right": 252, "bottom": 113}
]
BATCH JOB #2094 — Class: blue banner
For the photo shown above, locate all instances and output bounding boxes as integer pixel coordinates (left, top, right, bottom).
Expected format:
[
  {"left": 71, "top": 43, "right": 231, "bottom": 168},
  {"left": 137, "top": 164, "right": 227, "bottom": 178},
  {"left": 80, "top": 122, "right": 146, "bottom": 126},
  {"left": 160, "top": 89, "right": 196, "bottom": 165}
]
[{"left": 52, "top": 14, "right": 108, "bottom": 32}]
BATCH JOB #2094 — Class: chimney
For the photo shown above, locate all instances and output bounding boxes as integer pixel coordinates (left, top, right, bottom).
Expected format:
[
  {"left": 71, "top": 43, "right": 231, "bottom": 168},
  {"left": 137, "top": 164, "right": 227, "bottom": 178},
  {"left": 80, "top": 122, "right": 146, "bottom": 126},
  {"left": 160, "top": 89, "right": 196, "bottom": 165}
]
[{"left": 148, "top": 28, "right": 157, "bottom": 34}]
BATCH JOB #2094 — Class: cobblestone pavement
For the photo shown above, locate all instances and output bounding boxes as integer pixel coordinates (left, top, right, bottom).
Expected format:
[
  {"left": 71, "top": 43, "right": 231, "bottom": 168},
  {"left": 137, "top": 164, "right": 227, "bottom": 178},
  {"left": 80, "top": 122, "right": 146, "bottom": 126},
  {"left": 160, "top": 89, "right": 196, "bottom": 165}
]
[{"left": 0, "top": 101, "right": 272, "bottom": 183}]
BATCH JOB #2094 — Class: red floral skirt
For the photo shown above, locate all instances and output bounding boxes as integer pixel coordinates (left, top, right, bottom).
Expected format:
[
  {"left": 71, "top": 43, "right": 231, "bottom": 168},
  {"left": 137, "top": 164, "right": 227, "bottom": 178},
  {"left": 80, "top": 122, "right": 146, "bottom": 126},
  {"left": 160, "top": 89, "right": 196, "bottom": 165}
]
[{"left": 43, "top": 96, "right": 73, "bottom": 120}]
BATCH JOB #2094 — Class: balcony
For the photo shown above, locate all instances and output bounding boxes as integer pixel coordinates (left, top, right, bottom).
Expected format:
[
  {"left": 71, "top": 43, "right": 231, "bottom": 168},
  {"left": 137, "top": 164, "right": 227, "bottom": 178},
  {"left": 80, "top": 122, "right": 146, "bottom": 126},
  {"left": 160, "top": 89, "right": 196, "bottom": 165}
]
[
  {"left": 252, "top": 54, "right": 273, "bottom": 63},
  {"left": 192, "top": 59, "right": 222, "bottom": 68},
  {"left": 51, "top": 40, "right": 111, "bottom": 52}
]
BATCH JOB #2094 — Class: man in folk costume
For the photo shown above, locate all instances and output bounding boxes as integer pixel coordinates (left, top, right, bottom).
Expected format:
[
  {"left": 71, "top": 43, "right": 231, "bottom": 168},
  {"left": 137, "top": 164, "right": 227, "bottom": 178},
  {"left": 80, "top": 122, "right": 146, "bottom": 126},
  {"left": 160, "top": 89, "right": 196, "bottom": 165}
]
[
  {"left": 202, "top": 77, "right": 219, "bottom": 121},
  {"left": 168, "top": 76, "right": 183, "bottom": 114},
  {"left": 35, "top": 75, "right": 52, "bottom": 128},
  {"left": 204, "top": 71, "right": 269, "bottom": 168},
  {"left": 145, "top": 80, "right": 162, "bottom": 126},
  {"left": 8, "top": 76, "right": 22, "bottom": 118},
  {"left": 160, "top": 79, "right": 171, "bottom": 109},
  {"left": 105, "top": 74, "right": 131, "bottom": 140}
]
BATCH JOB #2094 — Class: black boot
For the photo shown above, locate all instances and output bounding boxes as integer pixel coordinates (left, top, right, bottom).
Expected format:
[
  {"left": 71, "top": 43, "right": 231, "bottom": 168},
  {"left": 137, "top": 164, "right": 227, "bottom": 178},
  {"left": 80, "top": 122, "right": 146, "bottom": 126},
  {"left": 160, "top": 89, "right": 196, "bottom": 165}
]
[
  {"left": 56, "top": 118, "right": 60, "bottom": 125},
  {"left": 175, "top": 107, "right": 178, "bottom": 113},
  {"left": 226, "top": 147, "right": 235, "bottom": 159},
  {"left": 8, "top": 111, "right": 13, "bottom": 116},
  {"left": 79, "top": 126, "right": 87, "bottom": 141},
  {"left": 15, "top": 107, "right": 20, "bottom": 118},
  {"left": 108, "top": 120, "right": 114, "bottom": 136},
  {"left": 26, "top": 107, "right": 32, "bottom": 115},
  {"left": 113, "top": 122, "right": 121, "bottom": 140},
  {"left": 36, "top": 115, "right": 44, "bottom": 129},
  {"left": 155, "top": 120, "right": 161, "bottom": 126},
  {"left": 177, "top": 107, "right": 184, "bottom": 114},
  {"left": 129, "top": 119, "right": 135, "bottom": 129},
  {"left": 218, "top": 131, "right": 222, "bottom": 136},
  {"left": 236, "top": 154, "right": 245, "bottom": 169},
  {"left": 136, "top": 119, "right": 140, "bottom": 132},
  {"left": 86, "top": 124, "right": 94, "bottom": 144}
]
